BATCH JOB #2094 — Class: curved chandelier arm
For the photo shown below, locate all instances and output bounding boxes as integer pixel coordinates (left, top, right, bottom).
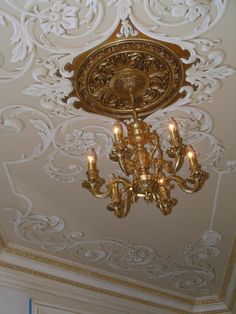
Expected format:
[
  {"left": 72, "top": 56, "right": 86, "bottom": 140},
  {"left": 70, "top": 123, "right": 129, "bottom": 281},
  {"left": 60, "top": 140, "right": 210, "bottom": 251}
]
[
  {"left": 169, "top": 154, "right": 185, "bottom": 174},
  {"left": 82, "top": 176, "right": 111, "bottom": 199},
  {"left": 151, "top": 130, "right": 163, "bottom": 160},
  {"left": 113, "top": 176, "right": 132, "bottom": 190},
  {"left": 166, "top": 144, "right": 187, "bottom": 174},
  {"left": 106, "top": 176, "right": 133, "bottom": 218},
  {"left": 118, "top": 151, "right": 133, "bottom": 176},
  {"left": 111, "top": 189, "right": 135, "bottom": 218},
  {"left": 109, "top": 141, "right": 133, "bottom": 176},
  {"left": 169, "top": 171, "right": 209, "bottom": 194},
  {"left": 157, "top": 197, "right": 178, "bottom": 216}
]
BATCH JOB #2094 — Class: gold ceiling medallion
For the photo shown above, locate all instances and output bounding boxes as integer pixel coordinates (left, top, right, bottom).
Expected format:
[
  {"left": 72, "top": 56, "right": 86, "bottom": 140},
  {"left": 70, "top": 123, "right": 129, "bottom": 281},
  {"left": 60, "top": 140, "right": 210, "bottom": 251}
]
[
  {"left": 67, "top": 33, "right": 208, "bottom": 218},
  {"left": 69, "top": 38, "right": 187, "bottom": 118}
]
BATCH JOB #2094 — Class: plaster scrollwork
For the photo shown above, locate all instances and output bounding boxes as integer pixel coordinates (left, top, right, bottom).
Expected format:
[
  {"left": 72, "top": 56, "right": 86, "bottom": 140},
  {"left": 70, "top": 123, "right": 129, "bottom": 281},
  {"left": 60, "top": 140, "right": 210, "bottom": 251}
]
[
  {"left": 6, "top": 206, "right": 223, "bottom": 293},
  {"left": 44, "top": 114, "right": 114, "bottom": 182},
  {"left": 212, "top": 158, "right": 236, "bottom": 174},
  {"left": 3, "top": 0, "right": 117, "bottom": 54},
  {"left": 107, "top": 0, "right": 138, "bottom": 37},
  {"left": 23, "top": 54, "right": 78, "bottom": 117},
  {"left": 146, "top": 230, "right": 222, "bottom": 293},
  {"left": 130, "top": 0, "right": 227, "bottom": 40},
  {"left": 0, "top": 105, "right": 54, "bottom": 162},
  {"left": 13, "top": 211, "right": 84, "bottom": 251},
  {"left": 186, "top": 40, "right": 236, "bottom": 103},
  {"left": 0, "top": 8, "right": 35, "bottom": 82},
  {"left": 0, "top": 105, "right": 54, "bottom": 219}
]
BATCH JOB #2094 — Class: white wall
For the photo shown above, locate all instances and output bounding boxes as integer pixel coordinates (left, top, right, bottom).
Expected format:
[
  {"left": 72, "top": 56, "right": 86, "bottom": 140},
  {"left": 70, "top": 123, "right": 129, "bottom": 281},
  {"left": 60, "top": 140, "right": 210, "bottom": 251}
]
[{"left": 0, "top": 284, "right": 29, "bottom": 314}]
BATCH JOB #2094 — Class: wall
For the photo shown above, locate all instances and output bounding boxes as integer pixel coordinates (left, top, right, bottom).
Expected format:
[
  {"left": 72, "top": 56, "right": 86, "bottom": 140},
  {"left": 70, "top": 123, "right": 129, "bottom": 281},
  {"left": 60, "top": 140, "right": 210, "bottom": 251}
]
[{"left": 0, "top": 284, "right": 29, "bottom": 314}]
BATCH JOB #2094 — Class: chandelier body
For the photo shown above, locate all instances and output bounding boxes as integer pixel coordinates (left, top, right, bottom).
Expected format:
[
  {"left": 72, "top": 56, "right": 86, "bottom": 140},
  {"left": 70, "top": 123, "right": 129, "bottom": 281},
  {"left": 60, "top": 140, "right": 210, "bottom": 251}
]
[{"left": 82, "top": 96, "right": 208, "bottom": 218}]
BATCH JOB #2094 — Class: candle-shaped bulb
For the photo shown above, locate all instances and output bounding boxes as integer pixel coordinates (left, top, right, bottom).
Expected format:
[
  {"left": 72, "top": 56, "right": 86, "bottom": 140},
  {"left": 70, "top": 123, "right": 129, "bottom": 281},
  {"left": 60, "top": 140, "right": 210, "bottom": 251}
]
[
  {"left": 87, "top": 148, "right": 97, "bottom": 171},
  {"left": 159, "top": 178, "right": 164, "bottom": 184},
  {"left": 113, "top": 122, "right": 123, "bottom": 142},
  {"left": 88, "top": 155, "right": 94, "bottom": 163},
  {"left": 187, "top": 151, "right": 194, "bottom": 159},
  {"left": 87, "top": 148, "right": 96, "bottom": 161},
  {"left": 168, "top": 118, "right": 179, "bottom": 144},
  {"left": 187, "top": 147, "right": 198, "bottom": 172},
  {"left": 168, "top": 123, "right": 175, "bottom": 132}
]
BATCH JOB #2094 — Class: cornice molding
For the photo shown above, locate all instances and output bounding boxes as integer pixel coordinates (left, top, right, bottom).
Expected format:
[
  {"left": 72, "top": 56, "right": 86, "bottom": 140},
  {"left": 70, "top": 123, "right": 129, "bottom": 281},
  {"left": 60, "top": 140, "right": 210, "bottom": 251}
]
[
  {"left": 220, "top": 238, "right": 236, "bottom": 311},
  {"left": 0, "top": 260, "right": 192, "bottom": 314},
  {"left": 0, "top": 228, "right": 7, "bottom": 251},
  {"left": 4, "top": 246, "right": 193, "bottom": 305},
  {"left": 0, "top": 239, "right": 235, "bottom": 313}
]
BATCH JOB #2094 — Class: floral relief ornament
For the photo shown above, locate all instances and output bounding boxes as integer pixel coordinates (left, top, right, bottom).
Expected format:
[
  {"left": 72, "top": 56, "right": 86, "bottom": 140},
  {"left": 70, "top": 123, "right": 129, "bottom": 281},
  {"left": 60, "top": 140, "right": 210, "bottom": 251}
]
[
  {"left": 170, "top": 0, "right": 210, "bottom": 22},
  {"left": 38, "top": 0, "right": 79, "bottom": 36}
]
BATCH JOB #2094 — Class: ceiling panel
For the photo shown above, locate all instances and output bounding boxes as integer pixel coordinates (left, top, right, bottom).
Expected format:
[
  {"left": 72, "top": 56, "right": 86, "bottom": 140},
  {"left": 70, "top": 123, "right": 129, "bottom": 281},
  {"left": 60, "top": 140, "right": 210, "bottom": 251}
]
[{"left": 0, "top": 0, "right": 235, "bottom": 306}]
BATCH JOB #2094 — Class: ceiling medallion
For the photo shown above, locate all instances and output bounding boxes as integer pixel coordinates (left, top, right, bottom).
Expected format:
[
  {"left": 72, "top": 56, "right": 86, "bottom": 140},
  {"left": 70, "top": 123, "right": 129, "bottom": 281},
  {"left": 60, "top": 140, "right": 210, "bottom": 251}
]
[
  {"left": 69, "top": 38, "right": 187, "bottom": 119},
  {"left": 68, "top": 35, "right": 208, "bottom": 218}
]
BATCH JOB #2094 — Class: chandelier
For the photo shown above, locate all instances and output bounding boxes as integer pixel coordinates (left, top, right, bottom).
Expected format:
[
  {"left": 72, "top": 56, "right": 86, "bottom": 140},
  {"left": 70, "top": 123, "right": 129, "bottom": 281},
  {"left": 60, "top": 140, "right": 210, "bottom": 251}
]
[
  {"left": 67, "top": 37, "right": 209, "bottom": 218},
  {"left": 82, "top": 89, "right": 208, "bottom": 218}
]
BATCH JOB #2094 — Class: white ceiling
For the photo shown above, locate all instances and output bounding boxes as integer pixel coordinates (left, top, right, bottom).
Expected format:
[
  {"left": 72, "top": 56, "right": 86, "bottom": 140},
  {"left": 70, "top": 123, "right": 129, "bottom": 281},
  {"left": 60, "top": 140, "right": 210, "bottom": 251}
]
[{"left": 0, "top": 0, "right": 235, "bottom": 308}]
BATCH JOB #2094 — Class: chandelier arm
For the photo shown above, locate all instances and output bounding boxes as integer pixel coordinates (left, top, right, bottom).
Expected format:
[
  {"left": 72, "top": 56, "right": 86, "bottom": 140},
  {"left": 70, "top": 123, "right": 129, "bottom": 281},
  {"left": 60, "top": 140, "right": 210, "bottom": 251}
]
[
  {"left": 166, "top": 144, "right": 187, "bottom": 173},
  {"left": 106, "top": 176, "right": 133, "bottom": 218},
  {"left": 151, "top": 130, "right": 163, "bottom": 160},
  {"left": 168, "top": 174, "right": 205, "bottom": 194},
  {"left": 114, "top": 189, "right": 134, "bottom": 218},
  {"left": 158, "top": 201, "right": 175, "bottom": 216},
  {"left": 154, "top": 185, "right": 178, "bottom": 216},
  {"left": 110, "top": 138, "right": 133, "bottom": 176},
  {"left": 117, "top": 153, "right": 133, "bottom": 176},
  {"left": 113, "top": 176, "right": 132, "bottom": 191},
  {"left": 168, "top": 154, "right": 185, "bottom": 174},
  {"left": 82, "top": 179, "right": 111, "bottom": 199}
]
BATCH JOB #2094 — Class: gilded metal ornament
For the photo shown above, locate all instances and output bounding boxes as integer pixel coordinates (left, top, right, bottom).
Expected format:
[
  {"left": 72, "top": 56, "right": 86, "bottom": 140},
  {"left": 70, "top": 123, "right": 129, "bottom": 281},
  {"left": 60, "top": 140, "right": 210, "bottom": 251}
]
[
  {"left": 67, "top": 35, "right": 208, "bottom": 218},
  {"left": 82, "top": 94, "right": 209, "bottom": 218},
  {"left": 70, "top": 38, "right": 186, "bottom": 119}
]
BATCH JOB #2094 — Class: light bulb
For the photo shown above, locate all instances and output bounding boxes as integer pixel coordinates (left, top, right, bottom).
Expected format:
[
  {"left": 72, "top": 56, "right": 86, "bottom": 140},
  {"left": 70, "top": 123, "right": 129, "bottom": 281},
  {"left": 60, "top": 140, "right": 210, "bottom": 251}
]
[
  {"left": 114, "top": 126, "right": 120, "bottom": 135},
  {"left": 168, "top": 123, "right": 175, "bottom": 131},
  {"left": 187, "top": 151, "right": 194, "bottom": 159},
  {"left": 187, "top": 147, "right": 198, "bottom": 171},
  {"left": 168, "top": 118, "right": 179, "bottom": 145},
  {"left": 87, "top": 149, "right": 97, "bottom": 171},
  {"left": 88, "top": 155, "right": 94, "bottom": 163}
]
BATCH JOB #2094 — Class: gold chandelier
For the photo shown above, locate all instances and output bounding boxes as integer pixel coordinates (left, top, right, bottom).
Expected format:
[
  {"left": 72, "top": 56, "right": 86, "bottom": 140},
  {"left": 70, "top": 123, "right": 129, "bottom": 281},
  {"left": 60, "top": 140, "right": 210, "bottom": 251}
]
[
  {"left": 67, "top": 37, "right": 209, "bottom": 218},
  {"left": 82, "top": 90, "right": 208, "bottom": 218}
]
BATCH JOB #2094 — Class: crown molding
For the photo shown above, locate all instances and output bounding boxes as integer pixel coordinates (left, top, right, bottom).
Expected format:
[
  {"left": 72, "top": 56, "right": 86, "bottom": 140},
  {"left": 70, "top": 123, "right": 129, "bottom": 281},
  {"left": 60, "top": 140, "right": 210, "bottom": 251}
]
[
  {"left": 0, "top": 236, "right": 235, "bottom": 314},
  {"left": 0, "top": 227, "right": 7, "bottom": 252}
]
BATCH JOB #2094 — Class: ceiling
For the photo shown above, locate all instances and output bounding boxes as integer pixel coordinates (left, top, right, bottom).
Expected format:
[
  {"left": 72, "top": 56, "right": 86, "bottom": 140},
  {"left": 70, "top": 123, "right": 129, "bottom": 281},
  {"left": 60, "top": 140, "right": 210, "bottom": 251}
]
[{"left": 0, "top": 0, "right": 235, "bottom": 312}]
